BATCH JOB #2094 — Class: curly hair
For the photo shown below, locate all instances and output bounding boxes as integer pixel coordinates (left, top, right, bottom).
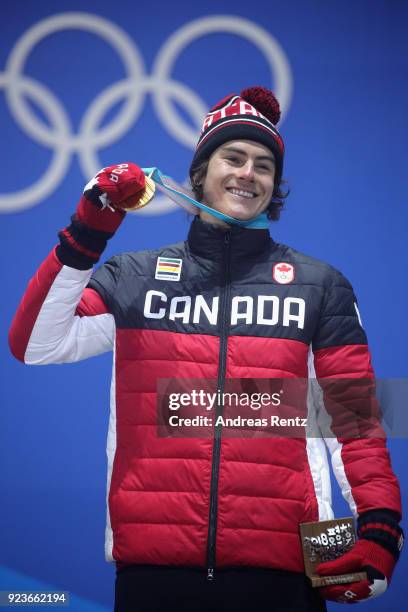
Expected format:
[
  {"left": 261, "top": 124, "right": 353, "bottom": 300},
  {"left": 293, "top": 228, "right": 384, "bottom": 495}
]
[{"left": 190, "top": 160, "right": 289, "bottom": 222}]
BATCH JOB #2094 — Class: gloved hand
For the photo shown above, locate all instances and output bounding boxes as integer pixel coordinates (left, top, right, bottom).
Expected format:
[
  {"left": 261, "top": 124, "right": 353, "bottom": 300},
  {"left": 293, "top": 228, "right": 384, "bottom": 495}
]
[
  {"left": 317, "top": 510, "right": 403, "bottom": 604},
  {"left": 58, "top": 163, "right": 146, "bottom": 269},
  {"left": 81, "top": 162, "right": 147, "bottom": 213}
]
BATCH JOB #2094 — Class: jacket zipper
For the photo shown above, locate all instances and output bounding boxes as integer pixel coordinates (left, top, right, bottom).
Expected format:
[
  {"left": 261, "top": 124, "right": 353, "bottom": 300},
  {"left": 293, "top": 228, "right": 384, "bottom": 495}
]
[{"left": 207, "top": 231, "right": 231, "bottom": 581}]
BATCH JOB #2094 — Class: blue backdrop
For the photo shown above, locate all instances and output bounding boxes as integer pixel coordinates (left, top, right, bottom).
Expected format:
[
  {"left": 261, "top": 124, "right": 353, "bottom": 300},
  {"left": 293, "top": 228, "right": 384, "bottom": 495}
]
[{"left": 1, "top": 1, "right": 407, "bottom": 610}]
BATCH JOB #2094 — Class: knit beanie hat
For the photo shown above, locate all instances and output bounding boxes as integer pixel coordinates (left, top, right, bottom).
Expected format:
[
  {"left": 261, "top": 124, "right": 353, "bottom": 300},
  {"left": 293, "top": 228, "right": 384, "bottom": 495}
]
[{"left": 189, "top": 86, "right": 284, "bottom": 185}]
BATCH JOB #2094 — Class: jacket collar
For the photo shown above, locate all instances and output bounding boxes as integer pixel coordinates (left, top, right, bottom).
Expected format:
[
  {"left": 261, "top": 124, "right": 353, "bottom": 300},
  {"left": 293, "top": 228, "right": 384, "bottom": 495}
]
[{"left": 187, "top": 216, "right": 273, "bottom": 261}]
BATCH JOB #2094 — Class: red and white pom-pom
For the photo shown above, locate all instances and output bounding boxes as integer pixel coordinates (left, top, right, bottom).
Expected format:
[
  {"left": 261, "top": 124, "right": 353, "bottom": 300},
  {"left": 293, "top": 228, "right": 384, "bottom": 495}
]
[{"left": 240, "top": 86, "right": 281, "bottom": 125}]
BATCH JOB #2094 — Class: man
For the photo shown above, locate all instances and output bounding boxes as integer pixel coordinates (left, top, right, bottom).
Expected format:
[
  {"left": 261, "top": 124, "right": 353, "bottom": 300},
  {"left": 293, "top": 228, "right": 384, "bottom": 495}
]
[{"left": 9, "top": 87, "right": 403, "bottom": 611}]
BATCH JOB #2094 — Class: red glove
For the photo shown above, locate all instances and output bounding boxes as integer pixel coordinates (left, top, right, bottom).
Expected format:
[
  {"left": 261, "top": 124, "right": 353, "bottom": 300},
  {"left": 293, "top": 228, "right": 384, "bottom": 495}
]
[
  {"left": 58, "top": 163, "right": 146, "bottom": 269},
  {"left": 317, "top": 510, "right": 403, "bottom": 604}
]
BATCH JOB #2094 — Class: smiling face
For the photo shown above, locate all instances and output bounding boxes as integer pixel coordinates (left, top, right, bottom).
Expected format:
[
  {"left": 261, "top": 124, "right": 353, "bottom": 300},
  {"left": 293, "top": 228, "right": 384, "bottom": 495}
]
[{"left": 199, "top": 140, "right": 275, "bottom": 226}]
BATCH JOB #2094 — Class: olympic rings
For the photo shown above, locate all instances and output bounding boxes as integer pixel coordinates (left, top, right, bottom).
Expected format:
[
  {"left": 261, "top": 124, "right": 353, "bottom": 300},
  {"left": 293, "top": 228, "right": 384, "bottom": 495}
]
[{"left": 0, "top": 12, "right": 293, "bottom": 214}]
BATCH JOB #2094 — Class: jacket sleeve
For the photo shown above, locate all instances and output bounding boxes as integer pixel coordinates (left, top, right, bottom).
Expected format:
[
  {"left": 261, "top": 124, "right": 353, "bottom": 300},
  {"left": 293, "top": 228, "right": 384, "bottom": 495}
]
[
  {"left": 311, "top": 268, "right": 402, "bottom": 519},
  {"left": 9, "top": 247, "right": 118, "bottom": 365}
]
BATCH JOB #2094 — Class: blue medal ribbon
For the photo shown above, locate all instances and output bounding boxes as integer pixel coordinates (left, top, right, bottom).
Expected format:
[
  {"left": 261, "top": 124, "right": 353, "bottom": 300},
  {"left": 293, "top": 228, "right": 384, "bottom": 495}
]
[{"left": 143, "top": 167, "right": 269, "bottom": 229}]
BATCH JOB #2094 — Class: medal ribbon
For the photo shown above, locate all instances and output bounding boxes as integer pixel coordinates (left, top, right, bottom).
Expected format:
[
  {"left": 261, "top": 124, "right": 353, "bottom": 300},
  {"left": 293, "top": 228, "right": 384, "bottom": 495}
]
[{"left": 142, "top": 167, "right": 269, "bottom": 229}]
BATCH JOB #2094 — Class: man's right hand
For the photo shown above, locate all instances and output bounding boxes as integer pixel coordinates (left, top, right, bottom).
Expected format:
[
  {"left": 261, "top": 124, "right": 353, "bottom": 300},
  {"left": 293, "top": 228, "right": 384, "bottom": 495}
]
[
  {"left": 58, "top": 162, "right": 146, "bottom": 269},
  {"left": 82, "top": 163, "right": 147, "bottom": 213}
]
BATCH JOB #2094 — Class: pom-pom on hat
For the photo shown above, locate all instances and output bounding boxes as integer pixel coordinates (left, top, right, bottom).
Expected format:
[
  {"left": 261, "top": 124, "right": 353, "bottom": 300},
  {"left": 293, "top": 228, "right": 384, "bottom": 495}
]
[{"left": 189, "top": 86, "right": 284, "bottom": 185}]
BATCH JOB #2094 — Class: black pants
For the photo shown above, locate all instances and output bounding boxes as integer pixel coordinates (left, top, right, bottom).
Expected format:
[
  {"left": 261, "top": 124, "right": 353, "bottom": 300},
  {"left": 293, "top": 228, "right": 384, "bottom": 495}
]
[{"left": 115, "top": 565, "right": 327, "bottom": 612}]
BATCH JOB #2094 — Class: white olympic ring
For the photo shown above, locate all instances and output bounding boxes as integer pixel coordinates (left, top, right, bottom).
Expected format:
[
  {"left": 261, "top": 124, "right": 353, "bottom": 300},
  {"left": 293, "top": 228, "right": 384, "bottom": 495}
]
[{"left": 0, "top": 12, "right": 293, "bottom": 214}]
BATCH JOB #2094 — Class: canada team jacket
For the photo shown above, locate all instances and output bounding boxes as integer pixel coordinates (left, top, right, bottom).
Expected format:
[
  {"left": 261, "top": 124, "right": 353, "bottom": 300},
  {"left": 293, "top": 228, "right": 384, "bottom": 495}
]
[{"left": 9, "top": 217, "right": 401, "bottom": 573}]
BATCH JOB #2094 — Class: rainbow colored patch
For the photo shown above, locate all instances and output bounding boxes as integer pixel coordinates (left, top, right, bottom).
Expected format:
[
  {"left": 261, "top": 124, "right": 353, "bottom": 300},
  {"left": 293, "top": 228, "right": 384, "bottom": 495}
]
[{"left": 155, "top": 257, "right": 183, "bottom": 281}]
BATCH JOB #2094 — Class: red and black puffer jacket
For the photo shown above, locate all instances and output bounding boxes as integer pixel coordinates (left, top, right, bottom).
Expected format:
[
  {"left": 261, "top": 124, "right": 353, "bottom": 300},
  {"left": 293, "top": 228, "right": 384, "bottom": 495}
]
[
  {"left": 89, "top": 217, "right": 402, "bottom": 572},
  {"left": 9, "top": 217, "right": 402, "bottom": 574}
]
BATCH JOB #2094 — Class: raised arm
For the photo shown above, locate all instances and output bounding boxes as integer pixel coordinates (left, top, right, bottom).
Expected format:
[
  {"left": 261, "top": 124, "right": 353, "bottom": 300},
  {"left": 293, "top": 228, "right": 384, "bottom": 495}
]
[{"left": 9, "top": 163, "right": 146, "bottom": 365}]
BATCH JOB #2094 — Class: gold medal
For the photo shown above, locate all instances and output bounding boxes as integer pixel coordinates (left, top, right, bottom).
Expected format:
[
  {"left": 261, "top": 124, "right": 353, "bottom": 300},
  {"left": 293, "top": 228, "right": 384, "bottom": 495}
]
[{"left": 123, "top": 175, "right": 156, "bottom": 211}]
